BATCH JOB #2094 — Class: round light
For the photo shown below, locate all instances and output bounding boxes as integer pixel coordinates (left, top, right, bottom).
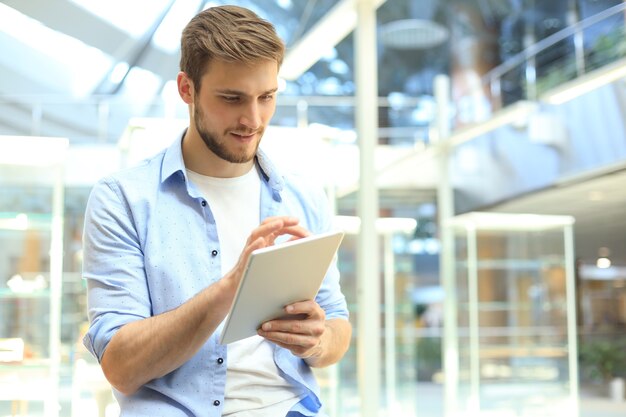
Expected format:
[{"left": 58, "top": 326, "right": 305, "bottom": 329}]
[
  {"left": 380, "top": 19, "right": 449, "bottom": 50},
  {"left": 596, "top": 257, "right": 612, "bottom": 269}
]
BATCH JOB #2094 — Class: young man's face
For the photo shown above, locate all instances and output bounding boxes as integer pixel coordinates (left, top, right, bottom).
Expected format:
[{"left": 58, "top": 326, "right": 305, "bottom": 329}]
[{"left": 191, "top": 59, "right": 279, "bottom": 165}]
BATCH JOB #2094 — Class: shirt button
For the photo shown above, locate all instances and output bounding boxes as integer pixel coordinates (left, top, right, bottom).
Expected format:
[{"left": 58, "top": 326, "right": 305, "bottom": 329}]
[
  {"left": 217, "top": 357, "right": 224, "bottom": 364},
  {"left": 213, "top": 400, "right": 221, "bottom": 406},
  {"left": 211, "top": 250, "right": 218, "bottom": 256},
  {"left": 201, "top": 200, "right": 207, "bottom": 207}
]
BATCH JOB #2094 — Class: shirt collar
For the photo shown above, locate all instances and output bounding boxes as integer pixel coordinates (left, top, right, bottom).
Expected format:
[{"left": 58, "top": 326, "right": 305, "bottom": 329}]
[
  {"left": 255, "top": 147, "right": 284, "bottom": 195},
  {"left": 160, "top": 130, "right": 284, "bottom": 199},
  {"left": 161, "top": 130, "right": 187, "bottom": 184}
]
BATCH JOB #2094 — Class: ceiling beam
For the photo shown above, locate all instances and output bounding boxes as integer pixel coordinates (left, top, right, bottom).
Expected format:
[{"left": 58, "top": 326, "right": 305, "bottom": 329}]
[
  {"left": 4, "top": 0, "right": 128, "bottom": 54},
  {"left": 3, "top": 0, "right": 178, "bottom": 82}
]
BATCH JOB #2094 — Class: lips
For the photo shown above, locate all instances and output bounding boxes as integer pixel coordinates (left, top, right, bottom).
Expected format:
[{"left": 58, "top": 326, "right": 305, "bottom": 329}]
[{"left": 230, "top": 132, "right": 257, "bottom": 141}]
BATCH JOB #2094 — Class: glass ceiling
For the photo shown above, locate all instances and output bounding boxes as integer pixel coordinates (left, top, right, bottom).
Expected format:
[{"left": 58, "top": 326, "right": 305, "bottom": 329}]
[
  {"left": 1, "top": 0, "right": 622, "bottom": 147},
  {"left": 69, "top": 0, "right": 173, "bottom": 39},
  {"left": 0, "top": 2, "right": 112, "bottom": 97},
  {"left": 0, "top": 0, "right": 355, "bottom": 140},
  {"left": 0, "top": 0, "right": 343, "bottom": 99}
]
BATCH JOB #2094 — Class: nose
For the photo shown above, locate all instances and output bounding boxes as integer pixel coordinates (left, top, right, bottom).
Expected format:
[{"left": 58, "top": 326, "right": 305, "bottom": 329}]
[{"left": 239, "top": 102, "right": 262, "bottom": 130}]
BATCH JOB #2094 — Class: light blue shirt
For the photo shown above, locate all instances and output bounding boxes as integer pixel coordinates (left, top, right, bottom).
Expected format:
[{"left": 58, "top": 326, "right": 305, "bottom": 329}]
[{"left": 82, "top": 132, "right": 349, "bottom": 417}]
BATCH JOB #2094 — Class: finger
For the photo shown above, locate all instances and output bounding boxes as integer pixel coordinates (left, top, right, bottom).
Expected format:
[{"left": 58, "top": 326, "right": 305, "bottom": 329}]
[
  {"left": 233, "top": 236, "right": 265, "bottom": 275},
  {"left": 242, "top": 236, "right": 266, "bottom": 258},
  {"left": 258, "top": 328, "right": 316, "bottom": 348},
  {"left": 250, "top": 217, "right": 301, "bottom": 241},
  {"left": 284, "top": 300, "right": 325, "bottom": 318},
  {"left": 259, "top": 330, "right": 320, "bottom": 357},
  {"left": 260, "top": 315, "right": 324, "bottom": 337},
  {"left": 261, "top": 216, "right": 299, "bottom": 227},
  {"left": 255, "top": 218, "right": 287, "bottom": 237},
  {"left": 261, "top": 224, "right": 309, "bottom": 247},
  {"left": 238, "top": 221, "right": 304, "bottom": 272},
  {"left": 246, "top": 220, "right": 287, "bottom": 247},
  {"left": 281, "top": 225, "right": 311, "bottom": 241}
]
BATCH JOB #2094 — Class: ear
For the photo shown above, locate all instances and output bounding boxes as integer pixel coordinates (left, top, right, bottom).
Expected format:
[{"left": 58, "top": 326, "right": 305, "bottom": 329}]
[{"left": 177, "top": 72, "right": 194, "bottom": 104}]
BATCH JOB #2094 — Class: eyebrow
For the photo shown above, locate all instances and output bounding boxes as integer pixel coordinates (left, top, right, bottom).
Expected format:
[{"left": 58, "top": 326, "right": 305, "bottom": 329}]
[{"left": 214, "top": 88, "right": 278, "bottom": 97}]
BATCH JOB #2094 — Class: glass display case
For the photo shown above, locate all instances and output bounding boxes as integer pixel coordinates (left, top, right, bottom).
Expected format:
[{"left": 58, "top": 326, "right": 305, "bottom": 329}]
[
  {"left": 443, "top": 212, "right": 578, "bottom": 417},
  {"left": 0, "top": 136, "right": 67, "bottom": 417}
]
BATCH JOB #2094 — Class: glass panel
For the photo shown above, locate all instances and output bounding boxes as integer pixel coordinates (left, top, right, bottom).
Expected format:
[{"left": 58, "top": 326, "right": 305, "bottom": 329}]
[{"left": 448, "top": 213, "right": 577, "bottom": 417}]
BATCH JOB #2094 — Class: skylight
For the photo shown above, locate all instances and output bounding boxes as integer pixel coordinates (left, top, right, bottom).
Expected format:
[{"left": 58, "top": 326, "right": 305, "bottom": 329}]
[
  {"left": 69, "top": 0, "right": 172, "bottom": 39},
  {"left": 152, "top": 0, "right": 202, "bottom": 54},
  {"left": 0, "top": 3, "right": 112, "bottom": 97}
]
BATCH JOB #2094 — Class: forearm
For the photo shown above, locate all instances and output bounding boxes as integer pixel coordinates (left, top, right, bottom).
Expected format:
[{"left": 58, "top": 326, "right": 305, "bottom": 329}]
[
  {"left": 305, "top": 318, "right": 352, "bottom": 368},
  {"left": 100, "top": 276, "right": 236, "bottom": 395}
]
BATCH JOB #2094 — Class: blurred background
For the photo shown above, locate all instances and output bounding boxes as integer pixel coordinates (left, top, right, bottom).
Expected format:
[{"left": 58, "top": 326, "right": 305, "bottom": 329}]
[{"left": 0, "top": 0, "right": 625, "bottom": 416}]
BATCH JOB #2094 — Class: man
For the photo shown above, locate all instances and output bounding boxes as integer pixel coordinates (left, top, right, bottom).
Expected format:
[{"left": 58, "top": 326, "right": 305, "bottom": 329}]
[{"left": 82, "top": 5, "right": 351, "bottom": 417}]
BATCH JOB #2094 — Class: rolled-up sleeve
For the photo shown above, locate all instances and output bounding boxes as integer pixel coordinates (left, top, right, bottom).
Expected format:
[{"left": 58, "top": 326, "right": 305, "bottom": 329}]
[
  {"left": 309, "top": 182, "right": 349, "bottom": 322},
  {"left": 82, "top": 177, "right": 151, "bottom": 361},
  {"left": 316, "top": 259, "right": 348, "bottom": 321}
]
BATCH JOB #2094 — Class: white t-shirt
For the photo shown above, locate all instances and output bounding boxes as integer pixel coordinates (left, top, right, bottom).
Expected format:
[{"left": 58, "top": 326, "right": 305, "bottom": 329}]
[{"left": 187, "top": 167, "right": 303, "bottom": 416}]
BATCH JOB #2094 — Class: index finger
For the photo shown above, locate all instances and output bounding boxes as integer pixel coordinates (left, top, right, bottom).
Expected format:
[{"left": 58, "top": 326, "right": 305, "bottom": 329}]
[
  {"left": 256, "top": 218, "right": 309, "bottom": 245},
  {"left": 261, "top": 216, "right": 300, "bottom": 227},
  {"left": 252, "top": 217, "right": 294, "bottom": 240}
]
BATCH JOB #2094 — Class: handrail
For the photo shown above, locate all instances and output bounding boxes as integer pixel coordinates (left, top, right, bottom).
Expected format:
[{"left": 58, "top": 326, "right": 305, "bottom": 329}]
[{"left": 483, "top": 2, "right": 626, "bottom": 83}]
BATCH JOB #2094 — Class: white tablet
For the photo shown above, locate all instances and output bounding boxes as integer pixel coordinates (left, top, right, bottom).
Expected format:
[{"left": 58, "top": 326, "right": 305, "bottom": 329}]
[{"left": 218, "top": 230, "right": 345, "bottom": 345}]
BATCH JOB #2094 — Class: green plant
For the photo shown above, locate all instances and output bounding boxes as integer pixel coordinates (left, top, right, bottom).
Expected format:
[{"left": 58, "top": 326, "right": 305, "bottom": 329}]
[
  {"left": 587, "top": 29, "right": 626, "bottom": 71},
  {"left": 579, "top": 339, "right": 626, "bottom": 383},
  {"left": 416, "top": 336, "right": 442, "bottom": 382},
  {"left": 533, "top": 27, "right": 626, "bottom": 97}
]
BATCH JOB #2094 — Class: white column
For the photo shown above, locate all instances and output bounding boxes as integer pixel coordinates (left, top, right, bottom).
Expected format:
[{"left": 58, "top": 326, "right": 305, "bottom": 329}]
[
  {"left": 46, "top": 162, "right": 65, "bottom": 417},
  {"left": 325, "top": 182, "right": 339, "bottom": 417},
  {"left": 564, "top": 224, "right": 580, "bottom": 415},
  {"left": 466, "top": 226, "right": 480, "bottom": 413},
  {"left": 383, "top": 234, "right": 397, "bottom": 414},
  {"left": 434, "top": 74, "right": 459, "bottom": 417},
  {"left": 355, "top": 0, "right": 381, "bottom": 416}
]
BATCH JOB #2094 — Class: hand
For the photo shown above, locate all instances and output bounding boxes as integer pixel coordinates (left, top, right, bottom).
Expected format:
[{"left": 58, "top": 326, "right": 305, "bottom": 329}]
[
  {"left": 243, "top": 215, "right": 309, "bottom": 254},
  {"left": 257, "top": 300, "right": 326, "bottom": 360},
  {"left": 225, "top": 216, "right": 310, "bottom": 292}
]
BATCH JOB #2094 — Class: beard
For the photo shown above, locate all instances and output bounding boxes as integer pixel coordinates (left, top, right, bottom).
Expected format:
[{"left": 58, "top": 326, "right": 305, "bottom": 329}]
[{"left": 193, "top": 101, "right": 262, "bottom": 164}]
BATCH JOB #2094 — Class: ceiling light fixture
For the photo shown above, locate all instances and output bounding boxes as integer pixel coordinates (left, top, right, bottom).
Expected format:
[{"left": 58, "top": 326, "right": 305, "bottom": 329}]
[
  {"left": 379, "top": 19, "right": 449, "bottom": 50},
  {"left": 596, "top": 246, "right": 612, "bottom": 269},
  {"left": 597, "top": 257, "right": 612, "bottom": 269}
]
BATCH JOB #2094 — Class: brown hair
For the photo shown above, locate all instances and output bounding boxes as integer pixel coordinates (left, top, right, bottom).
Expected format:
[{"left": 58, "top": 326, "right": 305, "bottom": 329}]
[{"left": 180, "top": 5, "right": 285, "bottom": 91}]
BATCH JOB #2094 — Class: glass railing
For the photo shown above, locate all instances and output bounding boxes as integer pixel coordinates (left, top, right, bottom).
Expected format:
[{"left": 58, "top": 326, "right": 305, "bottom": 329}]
[{"left": 482, "top": 2, "right": 626, "bottom": 111}]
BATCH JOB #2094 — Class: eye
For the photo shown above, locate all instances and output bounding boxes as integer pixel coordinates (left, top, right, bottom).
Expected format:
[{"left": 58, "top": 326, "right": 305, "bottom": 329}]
[
  {"left": 260, "top": 94, "right": 275, "bottom": 102},
  {"left": 221, "top": 95, "right": 240, "bottom": 103}
]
